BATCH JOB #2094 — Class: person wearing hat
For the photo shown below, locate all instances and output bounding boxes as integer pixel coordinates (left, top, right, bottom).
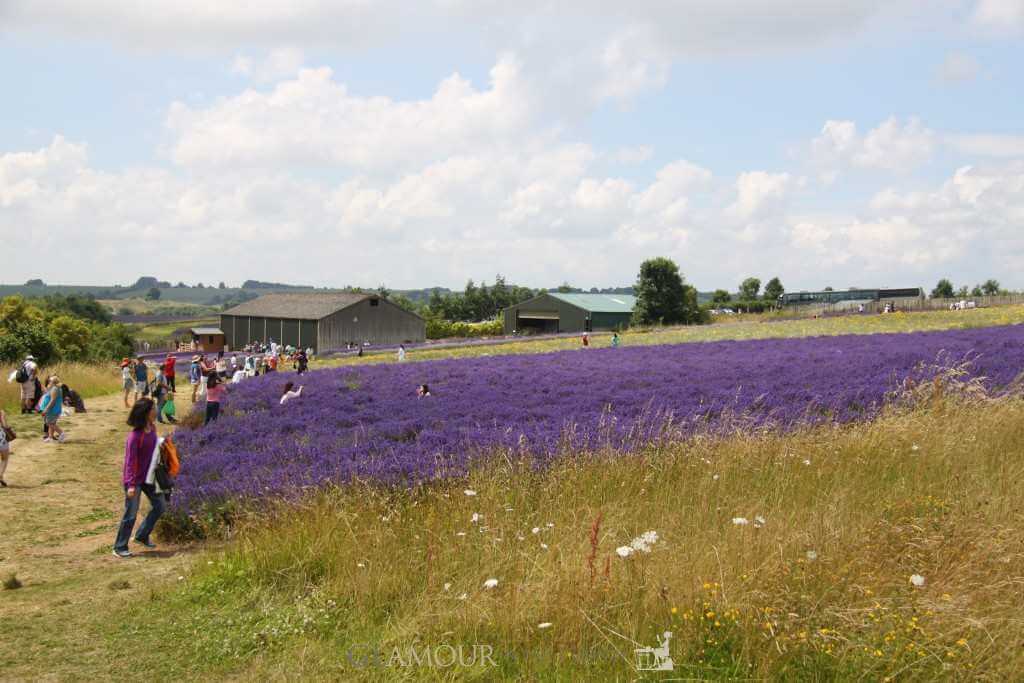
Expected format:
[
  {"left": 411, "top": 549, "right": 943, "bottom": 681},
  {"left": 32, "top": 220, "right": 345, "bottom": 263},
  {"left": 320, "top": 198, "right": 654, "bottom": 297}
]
[
  {"left": 120, "top": 359, "right": 134, "bottom": 408},
  {"left": 189, "top": 355, "right": 202, "bottom": 403},
  {"left": 18, "top": 355, "right": 38, "bottom": 414},
  {"left": 161, "top": 353, "right": 177, "bottom": 392}
]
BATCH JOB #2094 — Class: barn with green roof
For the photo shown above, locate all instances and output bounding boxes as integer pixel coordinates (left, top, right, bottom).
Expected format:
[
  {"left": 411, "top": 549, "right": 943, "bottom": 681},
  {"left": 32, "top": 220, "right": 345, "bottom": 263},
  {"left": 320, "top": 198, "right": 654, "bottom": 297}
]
[{"left": 502, "top": 292, "right": 636, "bottom": 335}]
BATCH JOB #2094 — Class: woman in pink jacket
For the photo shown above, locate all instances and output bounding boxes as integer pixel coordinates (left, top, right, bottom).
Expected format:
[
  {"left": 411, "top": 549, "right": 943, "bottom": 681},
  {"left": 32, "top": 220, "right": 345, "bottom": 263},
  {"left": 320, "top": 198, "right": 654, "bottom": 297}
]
[{"left": 112, "top": 398, "right": 165, "bottom": 558}]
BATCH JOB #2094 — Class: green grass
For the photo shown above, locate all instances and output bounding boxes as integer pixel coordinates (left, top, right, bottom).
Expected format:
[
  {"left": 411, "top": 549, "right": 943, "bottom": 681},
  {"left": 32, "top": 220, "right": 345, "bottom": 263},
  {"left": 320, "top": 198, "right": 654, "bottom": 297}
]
[
  {"left": 129, "top": 317, "right": 219, "bottom": 344},
  {"left": 89, "top": 392, "right": 1024, "bottom": 680}
]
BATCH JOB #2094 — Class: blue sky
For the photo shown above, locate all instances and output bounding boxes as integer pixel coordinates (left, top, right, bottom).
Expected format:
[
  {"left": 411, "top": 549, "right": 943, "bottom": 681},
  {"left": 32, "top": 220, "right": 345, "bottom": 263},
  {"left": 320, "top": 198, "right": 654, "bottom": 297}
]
[{"left": 1, "top": 1, "right": 1022, "bottom": 291}]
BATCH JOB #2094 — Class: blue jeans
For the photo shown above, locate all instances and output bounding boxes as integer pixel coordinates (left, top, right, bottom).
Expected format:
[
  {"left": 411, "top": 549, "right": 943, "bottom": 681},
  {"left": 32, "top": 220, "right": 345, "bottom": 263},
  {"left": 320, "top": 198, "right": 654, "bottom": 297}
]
[
  {"left": 114, "top": 484, "right": 165, "bottom": 551},
  {"left": 204, "top": 401, "right": 220, "bottom": 425}
]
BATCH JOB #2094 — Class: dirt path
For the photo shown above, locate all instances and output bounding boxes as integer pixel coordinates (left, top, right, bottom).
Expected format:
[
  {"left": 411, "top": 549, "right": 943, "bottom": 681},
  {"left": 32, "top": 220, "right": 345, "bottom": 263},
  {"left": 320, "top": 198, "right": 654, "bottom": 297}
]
[{"left": 0, "top": 392, "right": 204, "bottom": 677}]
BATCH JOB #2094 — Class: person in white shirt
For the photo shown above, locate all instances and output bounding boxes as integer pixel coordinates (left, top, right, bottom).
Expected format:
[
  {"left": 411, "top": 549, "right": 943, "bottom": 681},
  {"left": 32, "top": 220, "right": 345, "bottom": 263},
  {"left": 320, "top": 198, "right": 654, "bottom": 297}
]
[
  {"left": 19, "top": 355, "right": 39, "bottom": 414},
  {"left": 231, "top": 367, "right": 245, "bottom": 384},
  {"left": 397, "top": 344, "right": 406, "bottom": 362},
  {"left": 280, "top": 382, "right": 303, "bottom": 405}
]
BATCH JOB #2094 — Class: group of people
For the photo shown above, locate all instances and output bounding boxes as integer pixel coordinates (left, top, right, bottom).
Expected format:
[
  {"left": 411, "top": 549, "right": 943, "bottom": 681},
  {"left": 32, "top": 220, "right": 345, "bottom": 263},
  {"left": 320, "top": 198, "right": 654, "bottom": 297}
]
[
  {"left": 2, "top": 355, "right": 93, "bottom": 486},
  {"left": 121, "top": 356, "right": 177, "bottom": 425}
]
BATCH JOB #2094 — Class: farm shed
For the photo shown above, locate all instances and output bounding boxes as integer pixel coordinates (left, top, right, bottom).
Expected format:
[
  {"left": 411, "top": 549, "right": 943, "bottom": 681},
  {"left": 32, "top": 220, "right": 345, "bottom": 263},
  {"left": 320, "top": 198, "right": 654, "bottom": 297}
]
[
  {"left": 190, "top": 327, "right": 226, "bottom": 353},
  {"left": 221, "top": 293, "right": 425, "bottom": 352},
  {"left": 503, "top": 293, "right": 637, "bottom": 335}
]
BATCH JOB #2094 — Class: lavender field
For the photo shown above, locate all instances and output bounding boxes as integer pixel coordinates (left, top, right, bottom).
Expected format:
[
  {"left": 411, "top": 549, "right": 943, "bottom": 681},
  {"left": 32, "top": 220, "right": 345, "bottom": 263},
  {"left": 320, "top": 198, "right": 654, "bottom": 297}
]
[{"left": 173, "top": 325, "right": 1024, "bottom": 518}]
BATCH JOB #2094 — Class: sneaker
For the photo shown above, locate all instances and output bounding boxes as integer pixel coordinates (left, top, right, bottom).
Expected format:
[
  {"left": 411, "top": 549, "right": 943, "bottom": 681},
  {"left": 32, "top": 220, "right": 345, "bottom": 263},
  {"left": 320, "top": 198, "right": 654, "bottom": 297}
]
[
  {"left": 112, "top": 548, "right": 133, "bottom": 559},
  {"left": 42, "top": 437, "right": 52, "bottom": 443},
  {"left": 134, "top": 538, "right": 157, "bottom": 549},
  {"left": 56, "top": 433, "right": 66, "bottom": 443}
]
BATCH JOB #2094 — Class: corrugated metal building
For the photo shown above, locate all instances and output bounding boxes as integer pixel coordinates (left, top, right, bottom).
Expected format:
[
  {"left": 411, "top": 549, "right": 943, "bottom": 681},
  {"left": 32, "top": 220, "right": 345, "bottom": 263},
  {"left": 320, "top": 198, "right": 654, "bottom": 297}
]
[
  {"left": 221, "top": 293, "right": 425, "bottom": 352},
  {"left": 503, "top": 293, "right": 636, "bottom": 334}
]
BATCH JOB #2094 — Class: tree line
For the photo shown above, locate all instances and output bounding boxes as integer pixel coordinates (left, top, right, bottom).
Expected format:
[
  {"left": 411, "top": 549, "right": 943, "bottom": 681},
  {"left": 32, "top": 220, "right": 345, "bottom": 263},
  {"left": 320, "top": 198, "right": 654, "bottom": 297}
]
[
  {"left": 930, "top": 279, "right": 1008, "bottom": 299},
  {"left": 0, "top": 295, "right": 134, "bottom": 364}
]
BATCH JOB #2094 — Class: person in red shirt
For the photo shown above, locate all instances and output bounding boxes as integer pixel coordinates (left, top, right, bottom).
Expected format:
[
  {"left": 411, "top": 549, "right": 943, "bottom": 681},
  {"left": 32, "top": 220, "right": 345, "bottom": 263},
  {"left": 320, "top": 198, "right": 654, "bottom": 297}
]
[{"left": 162, "top": 354, "right": 176, "bottom": 392}]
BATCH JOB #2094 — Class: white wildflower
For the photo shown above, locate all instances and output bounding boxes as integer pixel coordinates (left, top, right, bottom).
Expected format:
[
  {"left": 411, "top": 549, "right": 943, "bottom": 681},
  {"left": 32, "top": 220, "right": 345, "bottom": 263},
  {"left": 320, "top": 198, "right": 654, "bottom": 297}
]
[
  {"left": 177, "top": 576, "right": 185, "bottom": 581},
  {"left": 538, "top": 622, "right": 553, "bottom": 629},
  {"left": 464, "top": 489, "right": 477, "bottom": 496},
  {"left": 803, "top": 459, "right": 811, "bottom": 465},
  {"left": 630, "top": 530, "right": 659, "bottom": 553},
  {"left": 540, "top": 543, "right": 549, "bottom": 550},
  {"left": 616, "top": 546, "right": 634, "bottom": 558},
  {"left": 443, "top": 582, "right": 451, "bottom": 592},
  {"left": 732, "top": 517, "right": 749, "bottom": 526},
  {"left": 910, "top": 574, "right": 926, "bottom": 587},
  {"left": 457, "top": 593, "right": 468, "bottom": 600},
  {"left": 712, "top": 474, "right": 720, "bottom": 481},
  {"left": 806, "top": 550, "right": 818, "bottom": 561},
  {"left": 357, "top": 562, "right": 365, "bottom": 568},
  {"left": 456, "top": 532, "right": 466, "bottom": 537},
  {"left": 911, "top": 444, "right": 920, "bottom": 452},
  {"left": 531, "top": 527, "right": 541, "bottom": 534},
  {"left": 754, "top": 516, "right": 766, "bottom": 528},
  {"left": 546, "top": 523, "right": 554, "bottom": 528},
  {"left": 471, "top": 513, "right": 480, "bottom": 523},
  {"left": 483, "top": 578, "right": 499, "bottom": 589}
]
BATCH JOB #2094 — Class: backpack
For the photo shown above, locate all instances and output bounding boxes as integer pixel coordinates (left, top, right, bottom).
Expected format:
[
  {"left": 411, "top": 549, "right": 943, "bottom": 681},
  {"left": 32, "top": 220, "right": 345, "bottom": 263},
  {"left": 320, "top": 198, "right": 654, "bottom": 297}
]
[
  {"left": 155, "top": 437, "right": 180, "bottom": 491},
  {"left": 15, "top": 365, "right": 28, "bottom": 383}
]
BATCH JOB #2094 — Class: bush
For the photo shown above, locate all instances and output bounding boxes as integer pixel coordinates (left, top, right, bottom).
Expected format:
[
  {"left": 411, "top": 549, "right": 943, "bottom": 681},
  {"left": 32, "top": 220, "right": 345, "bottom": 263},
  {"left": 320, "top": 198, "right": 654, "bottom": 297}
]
[{"left": 426, "top": 317, "right": 503, "bottom": 339}]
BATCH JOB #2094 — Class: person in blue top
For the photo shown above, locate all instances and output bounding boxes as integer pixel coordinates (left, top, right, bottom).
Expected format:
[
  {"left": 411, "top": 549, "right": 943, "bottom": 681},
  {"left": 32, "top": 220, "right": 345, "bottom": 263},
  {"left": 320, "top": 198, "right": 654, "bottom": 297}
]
[
  {"left": 611, "top": 333, "right": 621, "bottom": 348},
  {"left": 133, "top": 358, "right": 149, "bottom": 403},
  {"left": 189, "top": 355, "right": 202, "bottom": 403},
  {"left": 39, "top": 375, "right": 66, "bottom": 443}
]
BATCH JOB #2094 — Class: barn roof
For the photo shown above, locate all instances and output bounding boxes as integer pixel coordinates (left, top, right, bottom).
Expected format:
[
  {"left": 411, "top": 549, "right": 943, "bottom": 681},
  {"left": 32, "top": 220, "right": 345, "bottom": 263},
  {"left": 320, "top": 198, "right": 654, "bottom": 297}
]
[
  {"left": 190, "top": 327, "right": 224, "bottom": 335},
  {"left": 548, "top": 292, "right": 637, "bottom": 313},
  {"left": 221, "top": 292, "right": 370, "bottom": 320}
]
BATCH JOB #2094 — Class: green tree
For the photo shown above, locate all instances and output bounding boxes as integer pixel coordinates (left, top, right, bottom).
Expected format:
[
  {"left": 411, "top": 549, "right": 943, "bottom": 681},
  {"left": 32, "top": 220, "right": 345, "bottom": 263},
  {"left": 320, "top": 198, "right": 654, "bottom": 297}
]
[
  {"left": 982, "top": 279, "right": 1001, "bottom": 295},
  {"left": 556, "top": 282, "right": 574, "bottom": 293},
  {"left": 711, "top": 289, "right": 732, "bottom": 305},
  {"left": 823, "top": 286, "right": 834, "bottom": 292},
  {"left": 931, "top": 278, "right": 955, "bottom": 298},
  {"left": 633, "top": 258, "right": 704, "bottom": 326},
  {"left": 145, "top": 287, "right": 162, "bottom": 301},
  {"left": 955, "top": 285, "right": 969, "bottom": 298},
  {"left": 763, "top": 277, "right": 785, "bottom": 302},
  {"left": 49, "top": 315, "right": 91, "bottom": 360},
  {"left": 971, "top": 284, "right": 984, "bottom": 297},
  {"left": 739, "top": 277, "right": 761, "bottom": 300}
]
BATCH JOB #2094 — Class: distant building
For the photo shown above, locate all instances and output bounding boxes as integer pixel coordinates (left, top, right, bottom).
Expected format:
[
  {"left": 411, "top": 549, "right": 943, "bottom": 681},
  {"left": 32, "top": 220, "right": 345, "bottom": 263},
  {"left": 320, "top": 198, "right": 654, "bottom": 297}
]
[
  {"left": 190, "top": 327, "right": 226, "bottom": 354},
  {"left": 221, "top": 293, "right": 425, "bottom": 351},
  {"left": 779, "top": 287, "right": 924, "bottom": 307},
  {"left": 503, "top": 292, "right": 636, "bottom": 334}
]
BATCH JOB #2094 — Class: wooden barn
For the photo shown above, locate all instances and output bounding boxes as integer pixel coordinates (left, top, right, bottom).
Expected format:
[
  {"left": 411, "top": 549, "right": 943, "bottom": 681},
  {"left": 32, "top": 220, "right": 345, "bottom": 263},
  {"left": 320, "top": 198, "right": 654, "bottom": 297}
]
[
  {"left": 221, "top": 293, "right": 425, "bottom": 352},
  {"left": 190, "top": 327, "right": 226, "bottom": 353}
]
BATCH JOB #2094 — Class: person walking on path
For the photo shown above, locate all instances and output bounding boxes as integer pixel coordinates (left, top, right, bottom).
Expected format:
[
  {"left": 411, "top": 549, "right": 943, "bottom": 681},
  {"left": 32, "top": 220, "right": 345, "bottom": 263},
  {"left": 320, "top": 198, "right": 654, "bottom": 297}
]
[
  {"left": 161, "top": 392, "right": 177, "bottom": 424},
  {"left": 397, "top": 344, "right": 407, "bottom": 362},
  {"left": 133, "top": 358, "right": 149, "bottom": 402},
  {"left": 0, "top": 408, "right": 12, "bottom": 486},
  {"left": 151, "top": 373, "right": 170, "bottom": 424},
  {"left": 120, "top": 359, "right": 134, "bottom": 408},
  {"left": 204, "top": 374, "right": 226, "bottom": 425},
  {"left": 189, "top": 355, "right": 202, "bottom": 402},
  {"left": 39, "top": 375, "right": 66, "bottom": 443},
  {"left": 17, "top": 355, "right": 38, "bottom": 414},
  {"left": 161, "top": 354, "right": 176, "bottom": 392},
  {"left": 611, "top": 333, "right": 620, "bottom": 348},
  {"left": 581, "top": 332, "right": 589, "bottom": 347},
  {"left": 113, "top": 399, "right": 165, "bottom": 558},
  {"left": 296, "top": 349, "right": 309, "bottom": 375}
]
